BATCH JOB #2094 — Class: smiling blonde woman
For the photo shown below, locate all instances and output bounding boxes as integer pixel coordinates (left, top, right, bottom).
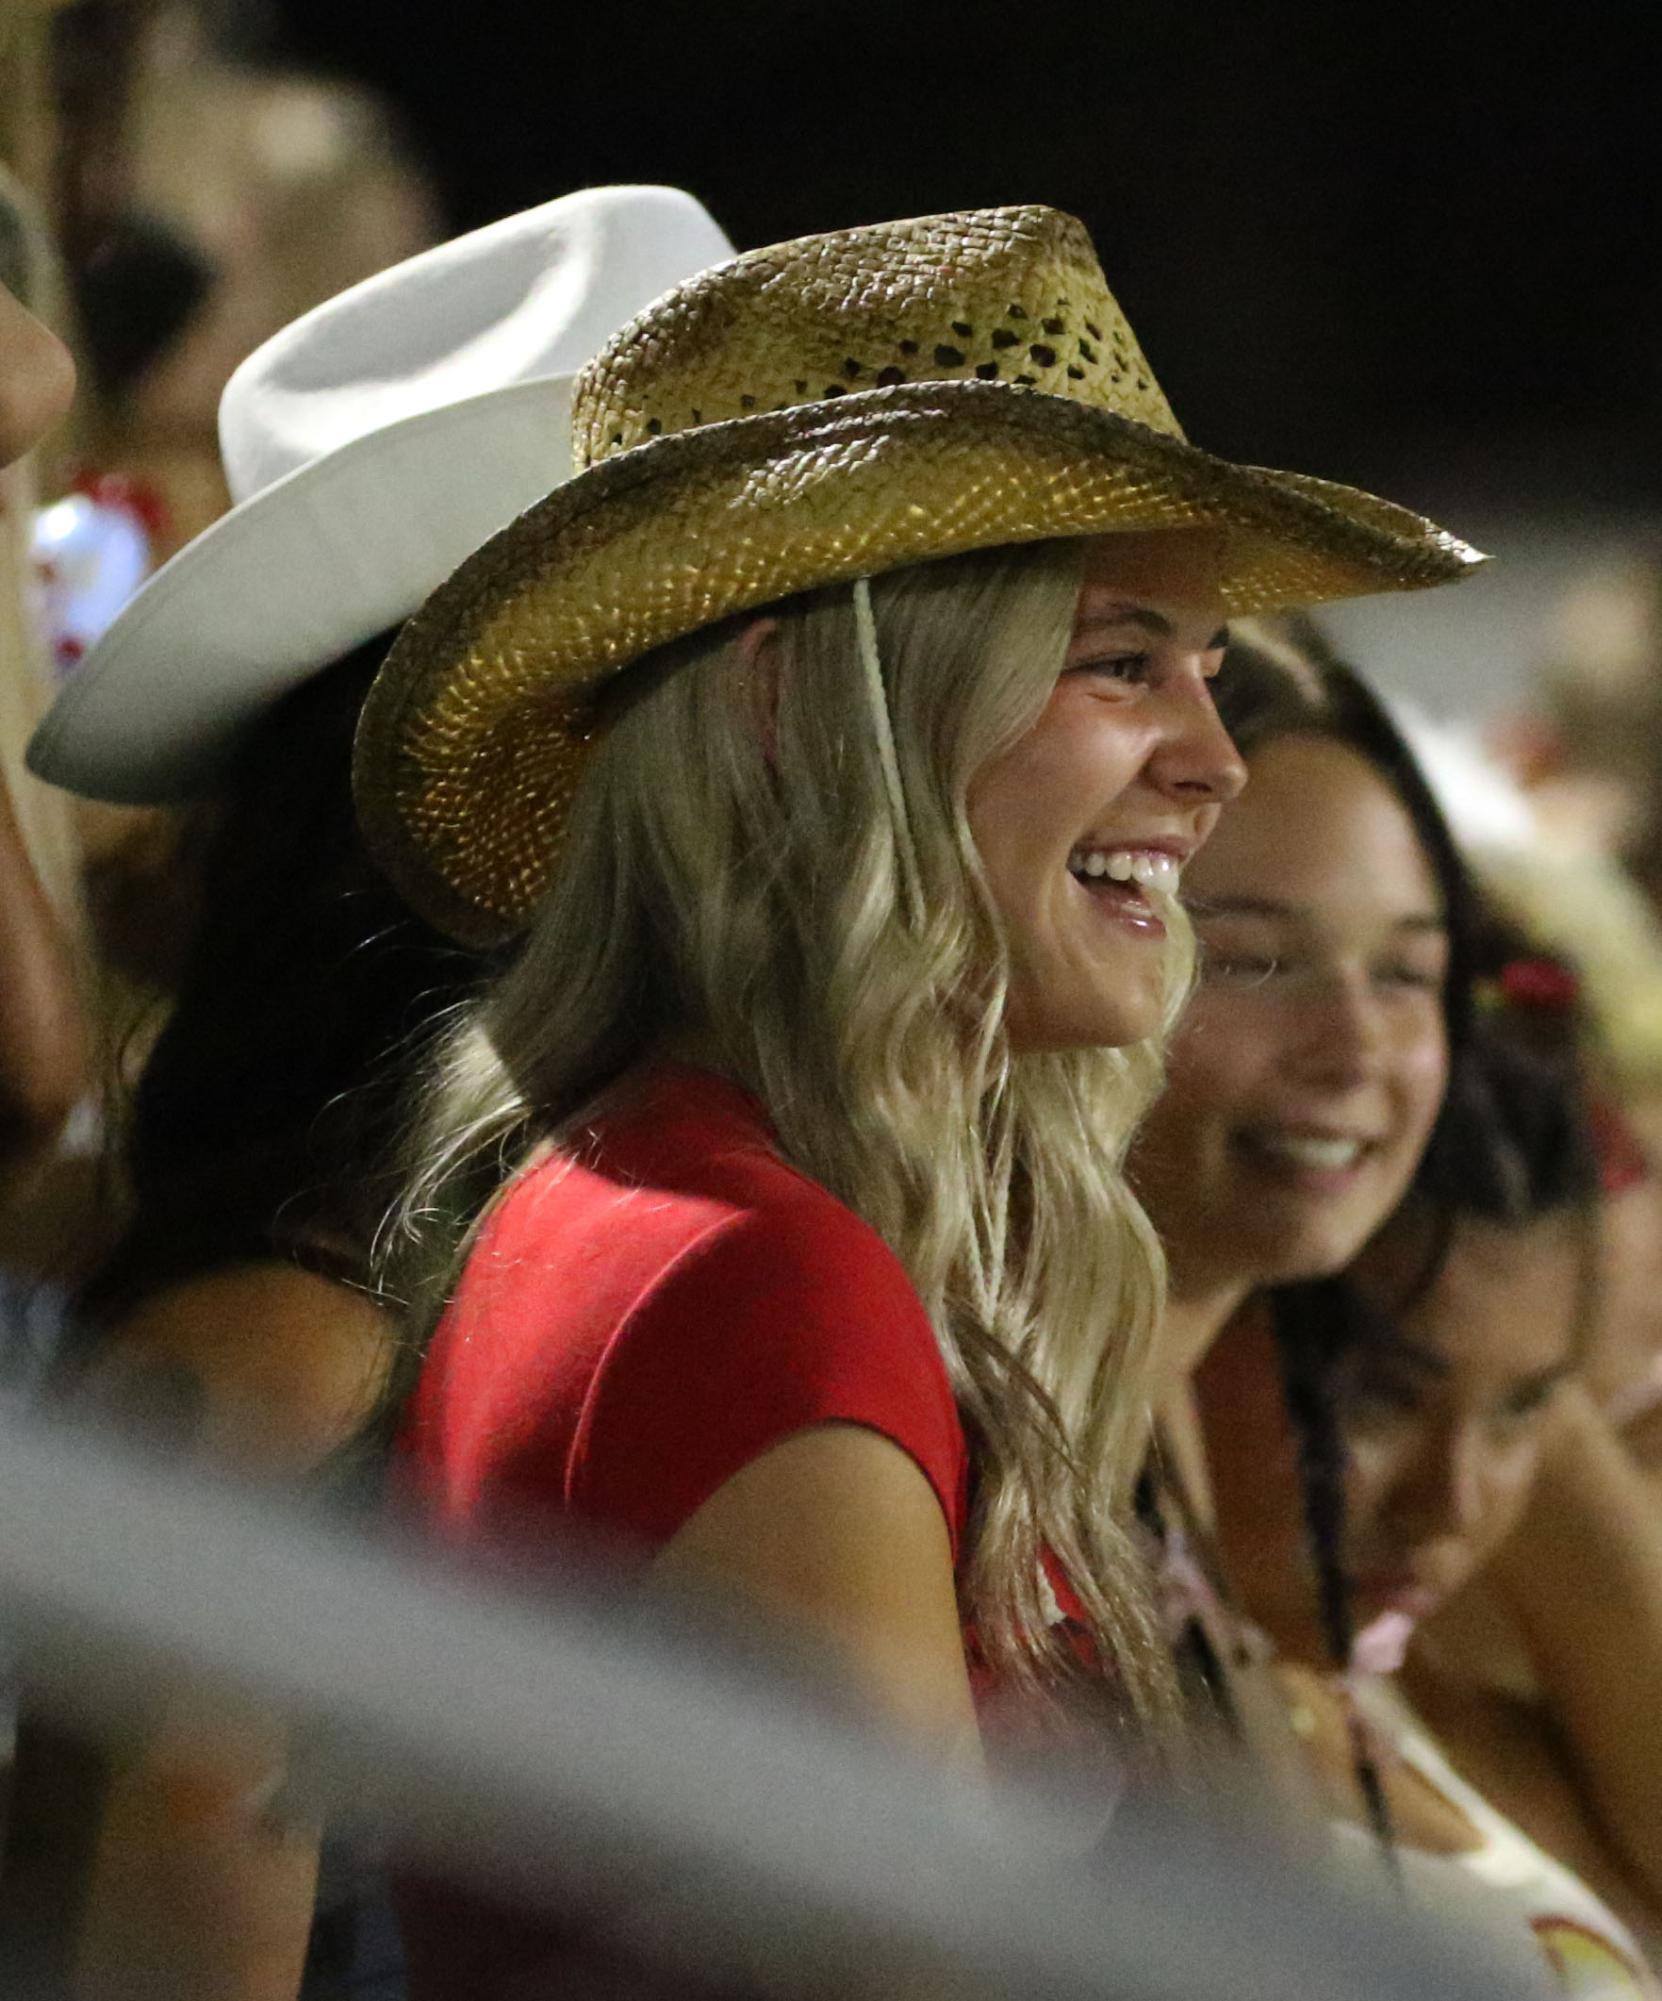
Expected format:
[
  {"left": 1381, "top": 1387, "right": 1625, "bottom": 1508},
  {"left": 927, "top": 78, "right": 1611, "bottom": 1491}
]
[{"left": 355, "top": 204, "right": 1481, "bottom": 1997}]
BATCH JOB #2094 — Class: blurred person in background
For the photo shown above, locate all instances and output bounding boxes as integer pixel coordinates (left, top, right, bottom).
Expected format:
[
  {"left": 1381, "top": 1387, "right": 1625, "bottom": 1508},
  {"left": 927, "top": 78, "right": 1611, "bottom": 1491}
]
[
  {"left": 1401, "top": 705, "right": 1662, "bottom": 1489},
  {"left": 0, "top": 164, "right": 92, "bottom": 1343},
  {"left": 1346, "top": 699, "right": 1662, "bottom": 1975},
  {"left": 59, "top": 0, "right": 440, "bottom": 562},
  {"left": 30, "top": 638, "right": 471, "bottom": 2001},
  {"left": 6, "top": 186, "right": 735, "bottom": 2001},
  {"left": 1134, "top": 625, "right": 1662, "bottom": 1993},
  {"left": 1196, "top": 991, "right": 1662, "bottom": 1997},
  {"left": 1499, "top": 550, "right": 1662, "bottom": 916},
  {"left": 25, "top": 0, "right": 447, "bottom": 1134},
  {"left": 1129, "top": 625, "right": 1474, "bottom": 1793},
  {"left": 352, "top": 204, "right": 1476, "bottom": 1996},
  {"left": 0, "top": 214, "right": 74, "bottom": 465}
]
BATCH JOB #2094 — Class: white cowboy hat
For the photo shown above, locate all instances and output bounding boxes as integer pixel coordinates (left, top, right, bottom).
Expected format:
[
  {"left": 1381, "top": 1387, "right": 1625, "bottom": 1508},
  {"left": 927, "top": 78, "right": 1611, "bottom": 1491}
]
[{"left": 27, "top": 183, "right": 735, "bottom": 803}]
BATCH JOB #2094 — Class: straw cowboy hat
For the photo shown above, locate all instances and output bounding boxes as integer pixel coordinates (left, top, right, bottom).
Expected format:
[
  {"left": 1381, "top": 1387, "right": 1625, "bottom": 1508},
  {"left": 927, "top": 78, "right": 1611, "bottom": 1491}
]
[
  {"left": 354, "top": 203, "right": 1485, "bottom": 947},
  {"left": 27, "top": 184, "right": 735, "bottom": 803}
]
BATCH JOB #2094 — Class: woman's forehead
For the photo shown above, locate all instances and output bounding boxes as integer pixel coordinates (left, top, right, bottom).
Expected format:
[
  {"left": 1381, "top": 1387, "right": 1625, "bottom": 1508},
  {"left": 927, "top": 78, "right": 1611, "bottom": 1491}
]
[
  {"left": 1355, "top": 1215, "right": 1584, "bottom": 1375},
  {"left": 1077, "top": 527, "right": 1230, "bottom": 627},
  {"left": 1188, "top": 734, "right": 1443, "bottom": 923}
]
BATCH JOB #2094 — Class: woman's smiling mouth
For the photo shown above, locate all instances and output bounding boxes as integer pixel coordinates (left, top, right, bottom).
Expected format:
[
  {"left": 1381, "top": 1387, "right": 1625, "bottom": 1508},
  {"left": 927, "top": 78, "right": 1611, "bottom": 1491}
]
[
  {"left": 1066, "top": 843, "right": 1188, "bottom": 935},
  {"left": 1235, "top": 1125, "right": 1383, "bottom": 1190}
]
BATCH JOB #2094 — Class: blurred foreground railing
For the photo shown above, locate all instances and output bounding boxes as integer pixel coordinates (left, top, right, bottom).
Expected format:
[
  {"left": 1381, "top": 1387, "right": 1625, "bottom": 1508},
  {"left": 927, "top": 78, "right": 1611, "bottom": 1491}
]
[{"left": 0, "top": 1399, "right": 1522, "bottom": 2000}]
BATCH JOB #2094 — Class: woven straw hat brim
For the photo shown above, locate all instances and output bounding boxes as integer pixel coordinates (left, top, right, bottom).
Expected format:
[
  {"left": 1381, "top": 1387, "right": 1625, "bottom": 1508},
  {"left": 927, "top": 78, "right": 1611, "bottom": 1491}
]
[{"left": 355, "top": 378, "right": 1484, "bottom": 946}]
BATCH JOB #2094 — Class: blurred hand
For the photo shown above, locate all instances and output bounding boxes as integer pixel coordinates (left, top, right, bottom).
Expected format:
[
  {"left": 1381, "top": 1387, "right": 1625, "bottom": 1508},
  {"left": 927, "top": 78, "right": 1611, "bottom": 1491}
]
[{"left": 0, "top": 279, "right": 74, "bottom": 469}]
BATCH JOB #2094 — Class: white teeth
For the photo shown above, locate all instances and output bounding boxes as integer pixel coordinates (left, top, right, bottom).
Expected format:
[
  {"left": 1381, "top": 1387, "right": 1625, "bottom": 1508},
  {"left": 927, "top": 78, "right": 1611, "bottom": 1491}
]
[
  {"left": 1129, "top": 853, "right": 1180, "bottom": 889},
  {"left": 1067, "top": 847, "right": 1183, "bottom": 892},
  {"left": 1254, "top": 1133, "right": 1366, "bottom": 1171}
]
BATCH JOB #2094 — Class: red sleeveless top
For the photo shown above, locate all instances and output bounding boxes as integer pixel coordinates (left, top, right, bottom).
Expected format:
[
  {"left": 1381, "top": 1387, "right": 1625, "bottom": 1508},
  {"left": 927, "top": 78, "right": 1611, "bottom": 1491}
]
[{"left": 393, "top": 1064, "right": 977, "bottom": 1997}]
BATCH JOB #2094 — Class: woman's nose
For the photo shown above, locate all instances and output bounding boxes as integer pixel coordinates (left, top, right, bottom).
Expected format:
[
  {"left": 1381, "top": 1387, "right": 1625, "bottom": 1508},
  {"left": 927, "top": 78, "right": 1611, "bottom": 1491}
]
[
  {"left": 1295, "top": 967, "right": 1387, "bottom": 1083},
  {"left": 1384, "top": 1423, "right": 1489, "bottom": 1545},
  {"left": 1150, "top": 677, "right": 1247, "bottom": 805}
]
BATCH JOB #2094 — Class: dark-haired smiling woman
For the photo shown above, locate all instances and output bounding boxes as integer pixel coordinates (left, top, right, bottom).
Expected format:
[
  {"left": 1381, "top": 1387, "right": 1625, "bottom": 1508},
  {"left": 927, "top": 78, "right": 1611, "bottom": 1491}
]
[
  {"left": 1128, "top": 623, "right": 1469, "bottom": 1797},
  {"left": 1135, "top": 625, "right": 1662, "bottom": 1995},
  {"left": 1197, "top": 1011, "right": 1662, "bottom": 1998},
  {"left": 1134, "top": 626, "right": 1469, "bottom": 1383}
]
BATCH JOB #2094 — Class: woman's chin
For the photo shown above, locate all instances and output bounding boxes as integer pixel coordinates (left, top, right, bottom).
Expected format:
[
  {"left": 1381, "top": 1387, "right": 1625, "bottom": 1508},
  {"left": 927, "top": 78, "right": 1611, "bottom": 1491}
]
[
  {"left": 1213, "top": 1165, "right": 1410, "bottom": 1284},
  {"left": 1227, "top": 1207, "right": 1383, "bottom": 1289},
  {"left": 1007, "top": 964, "right": 1171, "bottom": 1054}
]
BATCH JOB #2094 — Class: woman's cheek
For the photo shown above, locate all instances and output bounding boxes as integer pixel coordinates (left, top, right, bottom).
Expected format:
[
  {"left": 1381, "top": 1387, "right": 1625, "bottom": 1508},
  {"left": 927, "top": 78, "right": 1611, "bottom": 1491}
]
[
  {"left": 1479, "top": 1438, "right": 1545, "bottom": 1552},
  {"left": 1169, "top": 993, "right": 1273, "bottom": 1111},
  {"left": 1397, "top": 1012, "right": 1452, "bottom": 1148}
]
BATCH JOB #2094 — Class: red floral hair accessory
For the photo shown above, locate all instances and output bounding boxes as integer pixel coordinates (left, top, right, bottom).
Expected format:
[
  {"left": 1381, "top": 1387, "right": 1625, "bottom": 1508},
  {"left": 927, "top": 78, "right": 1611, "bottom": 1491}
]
[{"left": 1480, "top": 954, "right": 1583, "bottom": 1017}]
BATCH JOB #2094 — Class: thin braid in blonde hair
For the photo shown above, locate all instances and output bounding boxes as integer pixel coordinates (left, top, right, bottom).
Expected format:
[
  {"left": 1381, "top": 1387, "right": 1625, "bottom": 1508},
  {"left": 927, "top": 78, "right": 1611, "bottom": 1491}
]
[{"left": 852, "top": 574, "right": 922, "bottom": 923}]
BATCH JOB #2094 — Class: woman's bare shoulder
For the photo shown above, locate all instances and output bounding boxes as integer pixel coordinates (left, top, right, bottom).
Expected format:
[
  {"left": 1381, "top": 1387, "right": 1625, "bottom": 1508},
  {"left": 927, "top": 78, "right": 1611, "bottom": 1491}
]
[{"left": 81, "top": 1260, "right": 392, "bottom": 1476}]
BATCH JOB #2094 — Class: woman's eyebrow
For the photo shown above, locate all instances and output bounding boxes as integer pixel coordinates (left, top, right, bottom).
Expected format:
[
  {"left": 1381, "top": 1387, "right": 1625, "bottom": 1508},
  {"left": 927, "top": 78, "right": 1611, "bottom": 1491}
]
[
  {"left": 1186, "top": 895, "right": 1448, "bottom": 934},
  {"left": 1360, "top": 1336, "right": 1578, "bottom": 1392},
  {"left": 1073, "top": 606, "right": 1232, "bottom": 653},
  {"left": 1074, "top": 603, "right": 1174, "bottom": 641}
]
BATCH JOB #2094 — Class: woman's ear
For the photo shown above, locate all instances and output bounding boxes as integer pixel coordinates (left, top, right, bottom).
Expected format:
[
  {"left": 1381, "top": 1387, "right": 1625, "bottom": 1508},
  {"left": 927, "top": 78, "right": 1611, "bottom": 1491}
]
[{"left": 736, "top": 615, "right": 782, "bottom": 764}]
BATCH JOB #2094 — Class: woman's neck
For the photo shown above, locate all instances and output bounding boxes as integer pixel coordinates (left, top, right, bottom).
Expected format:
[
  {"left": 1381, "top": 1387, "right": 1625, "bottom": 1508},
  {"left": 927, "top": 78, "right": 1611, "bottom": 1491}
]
[
  {"left": 1158, "top": 1268, "right": 1253, "bottom": 1397},
  {"left": 1148, "top": 1271, "right": 1253, "bottom": 1538}
]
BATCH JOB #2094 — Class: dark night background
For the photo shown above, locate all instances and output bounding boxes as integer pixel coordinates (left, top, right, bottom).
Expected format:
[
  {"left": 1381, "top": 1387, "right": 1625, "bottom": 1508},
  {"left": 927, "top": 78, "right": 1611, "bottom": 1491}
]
[
  {"left": 257, "top": 2, "right": 1659, "bottom": 498},
  {"left": 248, "top": 1, "right": 1659, "bottom": 709}
]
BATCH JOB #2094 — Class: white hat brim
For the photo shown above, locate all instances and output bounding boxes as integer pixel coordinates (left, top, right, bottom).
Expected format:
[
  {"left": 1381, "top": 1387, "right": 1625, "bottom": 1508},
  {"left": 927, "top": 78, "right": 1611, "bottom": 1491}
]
[{"left": 28, "top": 372, "right": 578, "bottom": 804}]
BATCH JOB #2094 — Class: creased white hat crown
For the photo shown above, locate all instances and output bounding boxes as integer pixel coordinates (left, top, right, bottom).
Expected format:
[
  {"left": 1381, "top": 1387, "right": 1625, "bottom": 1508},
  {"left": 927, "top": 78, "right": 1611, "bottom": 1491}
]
[
  {"left": 221, "top": 185, "right": 732, "bottom": 499},
  {"left": 30, "top": 183, "right": 735, "bottom": 803}
]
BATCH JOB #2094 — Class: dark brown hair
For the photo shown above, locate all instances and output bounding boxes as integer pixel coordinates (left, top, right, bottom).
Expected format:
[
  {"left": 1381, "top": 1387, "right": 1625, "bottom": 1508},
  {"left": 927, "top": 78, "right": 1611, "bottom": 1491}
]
[{"left": 73, "top": 633, "right": 493, "bottom": 1340}]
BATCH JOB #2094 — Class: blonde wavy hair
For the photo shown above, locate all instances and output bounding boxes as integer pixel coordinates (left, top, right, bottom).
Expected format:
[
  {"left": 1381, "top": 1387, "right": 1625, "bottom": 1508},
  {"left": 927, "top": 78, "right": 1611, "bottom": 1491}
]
[{"left": 384, "top": 539, "right": 1192, "bottom": 1742}]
